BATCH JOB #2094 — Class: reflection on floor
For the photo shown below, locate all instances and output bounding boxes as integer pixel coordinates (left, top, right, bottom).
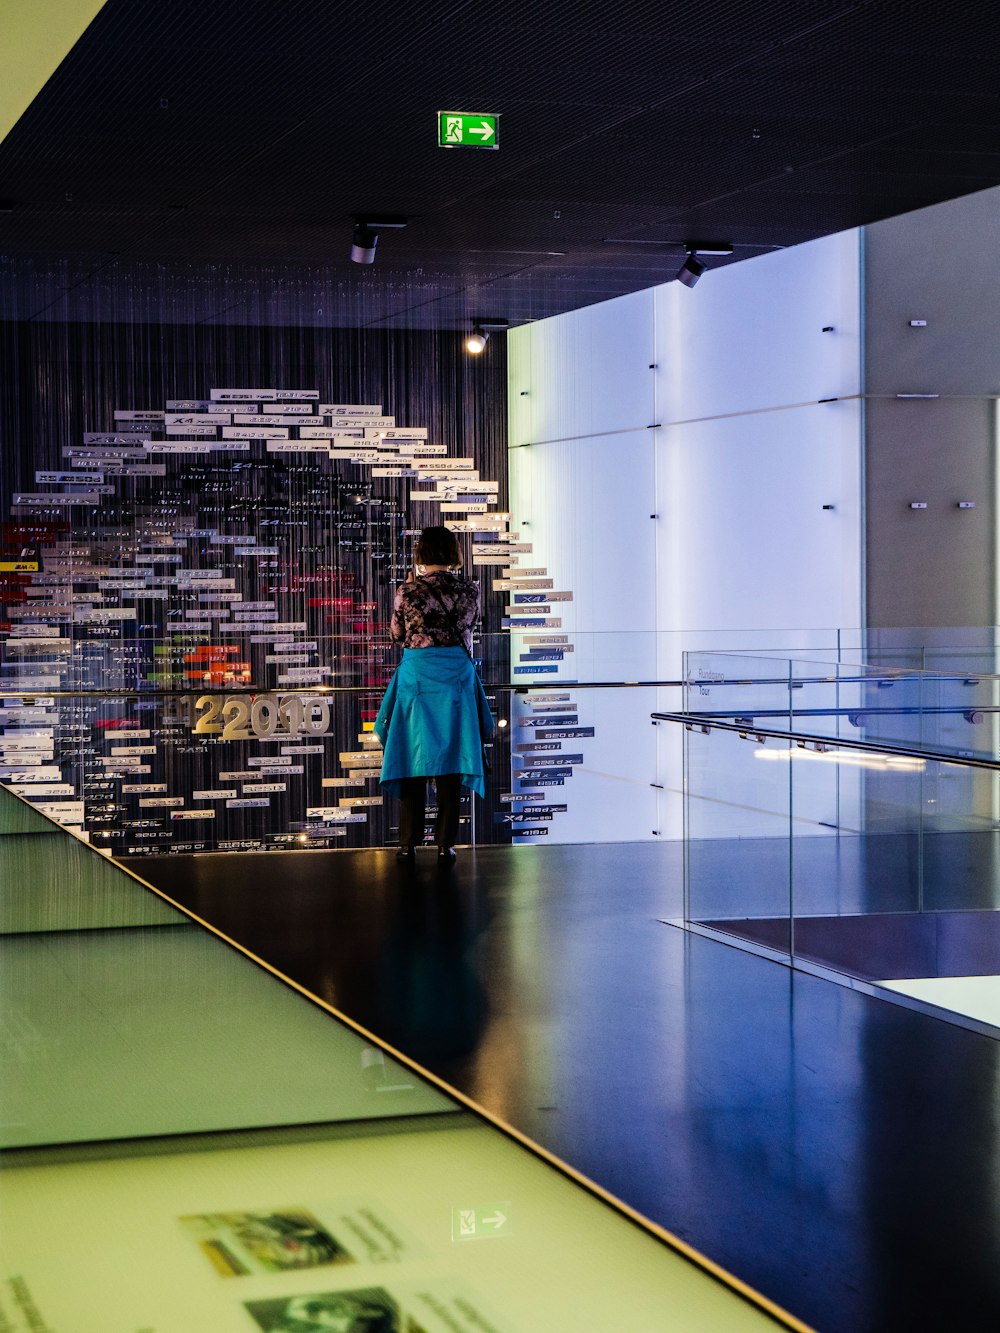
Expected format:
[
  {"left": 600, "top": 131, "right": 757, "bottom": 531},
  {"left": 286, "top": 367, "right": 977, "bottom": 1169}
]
[
  {"left": 700, "top": 909, "right": 1000, "bottom": 983},
  {"left": 128, "top": 841, "right": 1000, "bottom": 1333}
]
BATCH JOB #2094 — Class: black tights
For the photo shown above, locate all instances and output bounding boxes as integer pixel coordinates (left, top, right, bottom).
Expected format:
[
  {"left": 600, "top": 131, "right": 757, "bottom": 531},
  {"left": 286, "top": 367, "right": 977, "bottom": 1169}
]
[{"left": 398, "top": 774, "right": 462, "bottom": 849}]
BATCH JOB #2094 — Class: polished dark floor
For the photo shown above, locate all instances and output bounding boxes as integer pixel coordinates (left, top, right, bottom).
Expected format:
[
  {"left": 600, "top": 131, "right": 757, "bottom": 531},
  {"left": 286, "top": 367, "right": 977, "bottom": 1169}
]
[
  {"left": 704, "top": 909, "right": 1000, "bottom": 982},
  {"left": 127, "top": 842, "right": 1000, "bottom": 1333}
]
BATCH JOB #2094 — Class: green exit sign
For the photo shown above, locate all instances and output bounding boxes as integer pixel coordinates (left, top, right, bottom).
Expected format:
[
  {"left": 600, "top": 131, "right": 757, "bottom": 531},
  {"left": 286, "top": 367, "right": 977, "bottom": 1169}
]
[{"left": 438, "top": 110, "right": 499, "bottom": 149}]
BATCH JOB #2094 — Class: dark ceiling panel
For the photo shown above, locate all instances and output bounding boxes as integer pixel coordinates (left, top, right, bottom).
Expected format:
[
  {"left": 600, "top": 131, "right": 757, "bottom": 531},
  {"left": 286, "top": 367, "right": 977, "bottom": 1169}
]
[{"left": 1, "top": 0, "right": 999, "bottom": 325}]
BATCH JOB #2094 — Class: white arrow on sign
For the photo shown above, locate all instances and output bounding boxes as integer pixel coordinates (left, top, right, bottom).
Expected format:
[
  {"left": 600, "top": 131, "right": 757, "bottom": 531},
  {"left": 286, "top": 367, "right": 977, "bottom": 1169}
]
[
  {"left": 482, "top": 1210, "right": 507, "bottom": 1229},
  {"left": 470, "top": 120, "right": 495, "bottom": 140}
]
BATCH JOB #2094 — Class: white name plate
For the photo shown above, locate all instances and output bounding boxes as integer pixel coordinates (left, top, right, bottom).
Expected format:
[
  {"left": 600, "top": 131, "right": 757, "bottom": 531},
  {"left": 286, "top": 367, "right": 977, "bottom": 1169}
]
[
  {"left": 445, "top": 519, "right": 511, "bottom": 532},
  {"left": 365, "top": 426, "right": 427, "bottom": 439},
  {"left": 265, "top": 442, "right": 330, "bottom": 453},
  {"left": 306, "top": 807, "right": 370, "bottom": 821},
  {"left": 82, "top": 436, "right": 151, "bottom": 446},
  {"left": 243, "top": 782, "right": 287, "bottom": 793},
  {"left": 31, "top": 802, "right": 84, "bottom": 823},
  {"left": 74, "top": 608, "right": 138, "bottom": 622},
  {"left": 114, "top": 410, "right": 164, "bottom": 421},
  {"left": 494, "top": 579, "right": 554, "bottom": 590},
  {"left": 210, "top": 389, "right": 279, "bottom": 400},
  {"left": 8, "top": 784, "right": 73, "bottom": 797},
  {"left": 222, "top": 426, "right": 288, "bottom": 440},
  {"left": 36, "top": 471, "right": 103, "bottom": 484},
  {"left": 281, "top": 665, "right": 332, "bottom": 679},
  {"left": 319, "top": 404, "right": 382, "bottom": 415},
  {"left": 416, "top": 471, "right": 480, "bottom": 483},
  {"left": 234, "top": 413, "right": 308, "bottom": 425},
  {"left": 145, "top": 441, "right": 209, "bottom": 453},
  {"left": 13, "top": 492, "right": 101, "bottom": 506},
  {"left": 165, "top": 424, "right": 219, "bottom": 436},
  {"left": 165, "top": 413, "right": 228, "bottom": 425}
]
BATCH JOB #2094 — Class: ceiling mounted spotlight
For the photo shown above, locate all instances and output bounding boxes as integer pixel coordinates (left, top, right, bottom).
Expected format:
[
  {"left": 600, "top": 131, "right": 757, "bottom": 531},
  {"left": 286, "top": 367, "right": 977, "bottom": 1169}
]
[
  {"left": 674, "top": 240, "right": 733, "bottom": 288},
  {"left": 675, "top": 253, "right": 706, "bottom": 288},
  {"left": 350, "top": 215, "right": 408, "bottom": 265},
  {"left": 465, "top": 317, "right": 509, "bottom": 354}
]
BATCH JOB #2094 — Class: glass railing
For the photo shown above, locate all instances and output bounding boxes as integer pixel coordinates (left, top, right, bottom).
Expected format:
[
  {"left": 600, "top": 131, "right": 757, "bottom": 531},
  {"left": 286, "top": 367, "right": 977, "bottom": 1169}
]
[
  {"left": 3, "top": 630, "right": 999, "bottom": 855},
  {"left": 0, "top": 781, "right": 803, "bottom": 1330},
  {"left": 0, "top": 679, "right": 682, "bottom": 853},
  {"left": 653, "top": 651, "right": 1000, "bottom": 1037}
]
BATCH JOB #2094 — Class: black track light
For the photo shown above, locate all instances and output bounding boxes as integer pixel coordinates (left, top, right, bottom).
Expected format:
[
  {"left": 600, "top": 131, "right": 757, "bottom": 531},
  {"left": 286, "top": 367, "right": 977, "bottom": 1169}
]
[
  {"left": 676, "top": 253, "right": 706, "bottom": 288},
  {"left": 351, "top": 225, "right": 378, "bottom": 264},
  {"left": 350, "top": 215, "right": 408, "bottom": 265},
  {"left": 464, "top": 317, "right": 508, "bottom": 354},
  {"left": 674, "top": 241, "right": 733, "bottom": 288}
]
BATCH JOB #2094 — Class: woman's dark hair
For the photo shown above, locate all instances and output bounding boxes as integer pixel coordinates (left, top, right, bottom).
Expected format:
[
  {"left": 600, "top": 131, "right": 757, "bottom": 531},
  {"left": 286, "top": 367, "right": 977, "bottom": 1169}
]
[{"left": 416, "top": 525, "right": 461, "bottom": 567}]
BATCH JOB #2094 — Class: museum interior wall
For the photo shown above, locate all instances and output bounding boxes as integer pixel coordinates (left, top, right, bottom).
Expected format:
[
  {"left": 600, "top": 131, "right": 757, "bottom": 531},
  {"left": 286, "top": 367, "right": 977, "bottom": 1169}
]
[{"left": 0, "top": 321, "right": 515, "bottom": 853}]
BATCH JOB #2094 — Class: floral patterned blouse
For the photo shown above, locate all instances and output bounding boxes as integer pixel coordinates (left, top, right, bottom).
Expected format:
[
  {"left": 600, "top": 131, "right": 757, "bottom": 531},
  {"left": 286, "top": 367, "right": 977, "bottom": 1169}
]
[{"left": 390, "top": 570, "right": 481, "bottom": 651}]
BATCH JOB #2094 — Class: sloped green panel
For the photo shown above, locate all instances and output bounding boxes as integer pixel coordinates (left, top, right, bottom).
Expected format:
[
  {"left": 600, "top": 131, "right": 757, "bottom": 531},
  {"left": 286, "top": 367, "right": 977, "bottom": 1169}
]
[{"left": 0, "top": 787, "right": 184, "bottom": 933}]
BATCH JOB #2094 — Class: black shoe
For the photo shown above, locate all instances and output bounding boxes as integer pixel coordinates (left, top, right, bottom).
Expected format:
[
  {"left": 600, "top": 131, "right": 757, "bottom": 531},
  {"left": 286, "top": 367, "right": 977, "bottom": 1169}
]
[
  {"left": 396, "top": 846, "right": 416, "bottom": 862},
  {"left": 436, "top": 846, "right": 456, "bottom": 864}
]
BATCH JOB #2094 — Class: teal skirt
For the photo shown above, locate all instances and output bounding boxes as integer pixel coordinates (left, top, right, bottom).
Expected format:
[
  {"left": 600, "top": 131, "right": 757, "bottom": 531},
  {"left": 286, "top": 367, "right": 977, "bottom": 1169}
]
[{"left": 374, "top": 647, "right": 495, "bottom": 798}]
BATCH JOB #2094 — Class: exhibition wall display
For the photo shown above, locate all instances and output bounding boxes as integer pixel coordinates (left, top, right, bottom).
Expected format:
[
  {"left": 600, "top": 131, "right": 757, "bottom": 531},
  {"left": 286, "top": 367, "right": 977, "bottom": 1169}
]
[{"left": 0, "top": 325, "right": 527, "bottom": 851}]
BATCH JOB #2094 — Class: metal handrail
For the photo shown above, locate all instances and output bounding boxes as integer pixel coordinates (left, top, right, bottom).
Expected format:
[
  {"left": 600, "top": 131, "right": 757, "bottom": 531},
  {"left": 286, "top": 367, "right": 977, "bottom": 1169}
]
[{"left": 650, "top": 710, "right": 1000, "bottom": 773}]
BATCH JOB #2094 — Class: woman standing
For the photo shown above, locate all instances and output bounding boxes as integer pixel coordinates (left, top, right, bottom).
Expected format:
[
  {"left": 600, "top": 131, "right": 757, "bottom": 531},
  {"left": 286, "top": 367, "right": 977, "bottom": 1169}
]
[{"left": 375, "top": 525, "right": 494, "bottom": 862}]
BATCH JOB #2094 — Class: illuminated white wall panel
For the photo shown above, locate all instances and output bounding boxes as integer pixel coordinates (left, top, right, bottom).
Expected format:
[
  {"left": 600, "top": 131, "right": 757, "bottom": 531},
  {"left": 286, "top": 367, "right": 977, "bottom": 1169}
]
[
  {"left": 509, "top": 288, "right": 655, "bottom": 447},
  {"left": 509, "top": 230, "right": 865, "bottom": 842},
  {"left": 657, "top": 400, "right": 863, "bottom": 634},
  {"left": 655, "top": 230, "right": 862, "bottom": 420}
]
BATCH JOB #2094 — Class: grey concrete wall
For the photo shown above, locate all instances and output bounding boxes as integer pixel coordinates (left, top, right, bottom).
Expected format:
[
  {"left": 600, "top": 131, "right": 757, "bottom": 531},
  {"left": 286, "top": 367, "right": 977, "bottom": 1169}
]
[
  {"left": 864, "top": 397, "right": 993, "bottom": 627},
  {"left": 864, "top": 186, "right": 999, "bottom": 628}
]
